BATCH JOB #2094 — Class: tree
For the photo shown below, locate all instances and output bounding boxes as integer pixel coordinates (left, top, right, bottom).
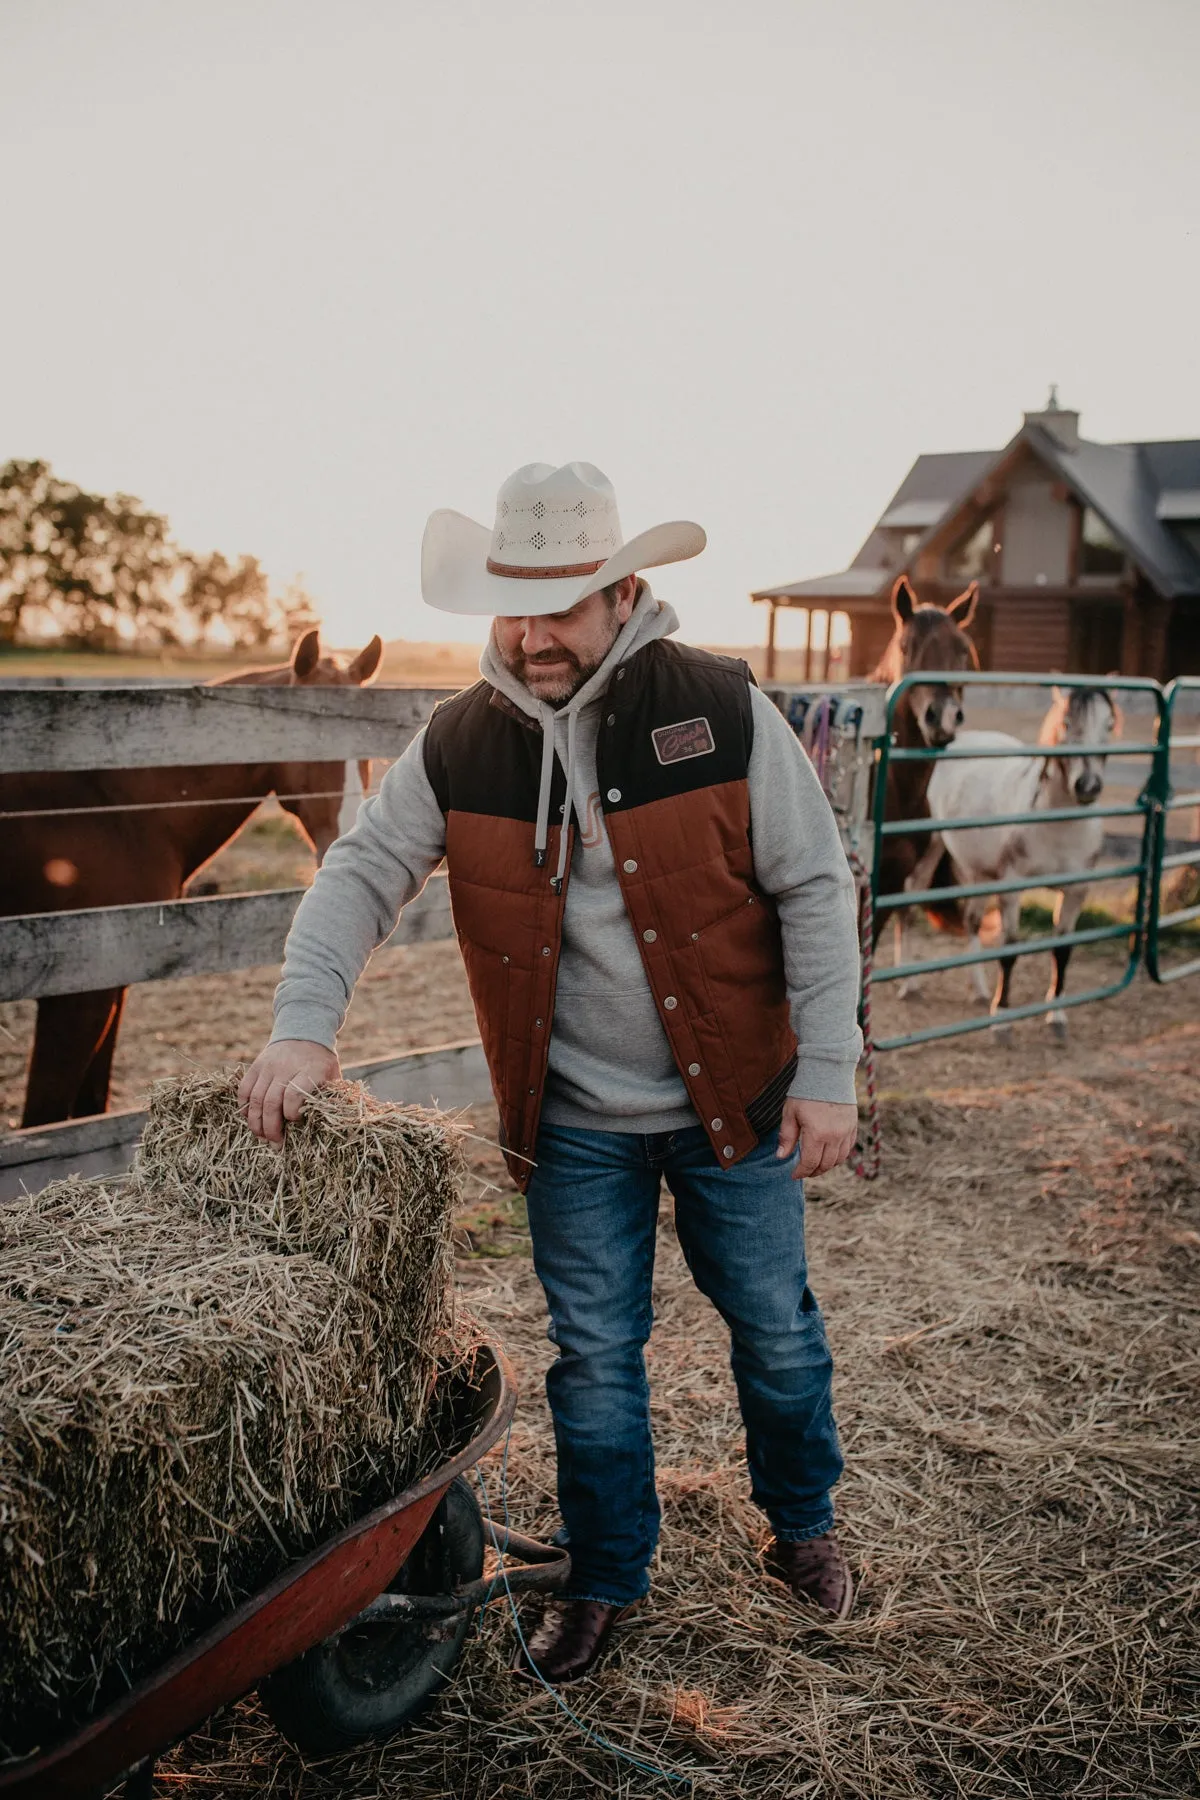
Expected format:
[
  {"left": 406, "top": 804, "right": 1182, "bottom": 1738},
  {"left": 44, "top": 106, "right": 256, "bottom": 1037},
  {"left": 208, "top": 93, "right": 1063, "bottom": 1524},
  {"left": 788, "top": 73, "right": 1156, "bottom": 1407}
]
[
  {"left": 182, "top": 551, "right": 281, "bottom": 647},
  {"left": 0, "top": 459, "right": 321, "bottom": 650},
  {"left": 0, "top": 460, "right": 180, "bottom": 646}
]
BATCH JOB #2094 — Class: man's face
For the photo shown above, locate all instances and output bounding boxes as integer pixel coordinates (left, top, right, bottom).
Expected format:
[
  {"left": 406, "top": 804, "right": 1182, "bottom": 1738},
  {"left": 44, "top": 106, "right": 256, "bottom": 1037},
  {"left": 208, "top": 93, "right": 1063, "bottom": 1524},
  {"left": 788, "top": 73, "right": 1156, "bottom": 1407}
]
[{"left": 493, "top": 577, "right": 638, "bottom": 706}]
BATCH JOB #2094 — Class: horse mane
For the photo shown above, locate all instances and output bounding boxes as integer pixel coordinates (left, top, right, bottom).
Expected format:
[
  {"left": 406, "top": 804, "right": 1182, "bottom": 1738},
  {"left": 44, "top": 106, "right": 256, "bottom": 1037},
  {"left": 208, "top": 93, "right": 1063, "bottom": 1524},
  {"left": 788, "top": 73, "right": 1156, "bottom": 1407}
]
[{"left": 1037, "top": 686, "right": 1121, "bottom": 747}]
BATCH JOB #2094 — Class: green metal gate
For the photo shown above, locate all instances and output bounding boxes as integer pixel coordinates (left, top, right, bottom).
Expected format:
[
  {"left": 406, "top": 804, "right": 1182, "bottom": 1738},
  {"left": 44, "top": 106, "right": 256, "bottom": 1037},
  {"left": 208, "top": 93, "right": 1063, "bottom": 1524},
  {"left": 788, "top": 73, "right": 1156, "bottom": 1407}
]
[
  {"left": 868, "top": 671, "right": 1165, "bottom": 1052},
  {"left": 1146, "top": 675, "right": 1200, "bottom": 984}
]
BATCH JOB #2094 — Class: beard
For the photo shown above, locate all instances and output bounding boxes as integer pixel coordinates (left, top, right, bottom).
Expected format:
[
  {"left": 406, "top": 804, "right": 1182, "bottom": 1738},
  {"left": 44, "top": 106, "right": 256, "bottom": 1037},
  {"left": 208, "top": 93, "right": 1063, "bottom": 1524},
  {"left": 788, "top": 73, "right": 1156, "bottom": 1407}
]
[{"left": 498, "top": 635, "right": 616, "bottom": 707}]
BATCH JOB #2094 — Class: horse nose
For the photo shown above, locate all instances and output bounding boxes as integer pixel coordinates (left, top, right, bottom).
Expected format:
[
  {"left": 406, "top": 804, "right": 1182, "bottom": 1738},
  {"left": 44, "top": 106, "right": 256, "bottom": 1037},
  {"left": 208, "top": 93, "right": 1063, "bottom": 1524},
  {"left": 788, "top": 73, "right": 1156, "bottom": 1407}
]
[
  {"left": 954, "top": 707, "right": 964, "bottom": 727},
  {"left": 924, "top": 704, "right": 940, "bottom": 732},
  {"left": 1075, "top": 772, "right": 1102, "bottom": 802}
]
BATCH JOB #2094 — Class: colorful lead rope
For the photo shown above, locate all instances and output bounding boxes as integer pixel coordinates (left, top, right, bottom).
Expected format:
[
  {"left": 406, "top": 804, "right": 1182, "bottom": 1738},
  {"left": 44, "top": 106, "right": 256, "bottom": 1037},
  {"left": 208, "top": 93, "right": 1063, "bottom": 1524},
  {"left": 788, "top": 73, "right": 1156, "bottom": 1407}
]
[{"left": 846, "top": 850, "right": 881, "bottom": 1180}]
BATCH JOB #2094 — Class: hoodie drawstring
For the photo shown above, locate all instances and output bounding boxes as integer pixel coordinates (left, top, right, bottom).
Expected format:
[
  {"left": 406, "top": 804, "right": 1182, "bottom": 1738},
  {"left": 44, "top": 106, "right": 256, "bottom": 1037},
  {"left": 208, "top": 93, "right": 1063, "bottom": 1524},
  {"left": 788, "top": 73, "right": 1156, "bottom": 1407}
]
[
  {"left": 532, "top": 703, "right": 578, "bottom": 894},
  {"left": 552, "top": 708, "right": 578, "bottom": 894},
  {"left": 533, "top": 705, "right": 556, "bottom": 869}
]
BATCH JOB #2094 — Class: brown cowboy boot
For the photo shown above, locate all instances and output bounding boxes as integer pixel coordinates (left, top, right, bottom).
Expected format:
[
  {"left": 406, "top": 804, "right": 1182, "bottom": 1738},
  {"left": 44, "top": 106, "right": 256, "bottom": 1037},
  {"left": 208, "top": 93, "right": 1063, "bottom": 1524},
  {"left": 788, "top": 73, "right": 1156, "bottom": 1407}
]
[
  {"left": 511, "top": 1597, "right": 639, "bottom": 1684},
  {"left": 764, "top": 1532, "right": 854, "bottom": 1620}
]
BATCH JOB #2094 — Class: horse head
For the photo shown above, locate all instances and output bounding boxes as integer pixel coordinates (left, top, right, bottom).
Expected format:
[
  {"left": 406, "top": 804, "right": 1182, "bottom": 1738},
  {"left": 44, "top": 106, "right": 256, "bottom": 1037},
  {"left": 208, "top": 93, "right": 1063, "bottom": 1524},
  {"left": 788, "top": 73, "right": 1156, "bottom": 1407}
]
[
  {"left": 1039, "top": 684, "right": 1119, "bottom": 806},
  {"left": 217, "top": 628, "right": 384, "bottom": 863},
  {"left": 876, "top": 576, "right": 980, "bottom": 748},
  {"left": 281, "top": 629, "right": 383, "bottom": 860}
]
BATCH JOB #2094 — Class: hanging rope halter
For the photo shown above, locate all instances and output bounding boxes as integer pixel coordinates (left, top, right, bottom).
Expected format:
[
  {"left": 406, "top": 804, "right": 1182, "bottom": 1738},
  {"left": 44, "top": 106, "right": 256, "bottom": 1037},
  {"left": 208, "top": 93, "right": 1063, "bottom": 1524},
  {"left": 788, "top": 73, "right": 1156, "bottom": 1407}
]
[
  {"left": 806, "top": 698, "right": 881, "bottom": 1181},
  {"left": 846, "top": 849, "right": 881, "bottom": 1180}
]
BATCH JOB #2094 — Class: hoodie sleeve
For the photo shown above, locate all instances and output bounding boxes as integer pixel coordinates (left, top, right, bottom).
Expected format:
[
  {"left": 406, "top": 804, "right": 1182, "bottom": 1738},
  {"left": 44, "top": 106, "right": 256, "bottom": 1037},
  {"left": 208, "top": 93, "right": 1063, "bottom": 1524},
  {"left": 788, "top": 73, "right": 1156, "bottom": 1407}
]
[
  {"left": 746, "top": 685, "right": 863, "bottom": 1105},
  {"left": 270, "top": 726, "right": 447, "bottom": 1048}
]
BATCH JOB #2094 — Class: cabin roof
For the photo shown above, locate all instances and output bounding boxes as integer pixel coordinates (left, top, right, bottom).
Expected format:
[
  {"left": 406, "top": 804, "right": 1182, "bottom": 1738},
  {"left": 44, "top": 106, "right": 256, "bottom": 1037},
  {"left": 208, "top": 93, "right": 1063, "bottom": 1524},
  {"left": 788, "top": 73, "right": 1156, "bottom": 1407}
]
[{"left": 753, "top": 425, "right": 1200, "bottom": 605}]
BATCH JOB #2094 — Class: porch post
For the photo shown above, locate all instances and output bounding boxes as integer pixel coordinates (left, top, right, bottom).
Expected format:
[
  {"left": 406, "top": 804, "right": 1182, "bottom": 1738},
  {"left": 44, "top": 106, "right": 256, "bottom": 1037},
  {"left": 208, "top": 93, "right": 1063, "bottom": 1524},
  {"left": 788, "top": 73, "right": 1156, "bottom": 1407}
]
[{"left": 765, "top": 600, "right": 778, "bottom": 681}]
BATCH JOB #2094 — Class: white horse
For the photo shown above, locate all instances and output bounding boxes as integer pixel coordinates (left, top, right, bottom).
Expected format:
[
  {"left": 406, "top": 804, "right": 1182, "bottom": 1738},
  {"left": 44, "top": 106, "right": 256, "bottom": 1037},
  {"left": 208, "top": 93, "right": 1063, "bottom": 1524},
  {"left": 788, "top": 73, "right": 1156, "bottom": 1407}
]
[{"left": 902, "top": 686, "right": 1119, "bottom": 1039}]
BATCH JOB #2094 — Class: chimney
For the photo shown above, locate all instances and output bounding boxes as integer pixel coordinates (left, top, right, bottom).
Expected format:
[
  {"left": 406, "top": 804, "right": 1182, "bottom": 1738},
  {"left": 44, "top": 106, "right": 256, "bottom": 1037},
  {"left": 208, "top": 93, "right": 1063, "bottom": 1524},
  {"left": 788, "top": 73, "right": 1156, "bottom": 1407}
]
[{"left": 1024, "top": 384, "right": 1080, "bottom": 450}]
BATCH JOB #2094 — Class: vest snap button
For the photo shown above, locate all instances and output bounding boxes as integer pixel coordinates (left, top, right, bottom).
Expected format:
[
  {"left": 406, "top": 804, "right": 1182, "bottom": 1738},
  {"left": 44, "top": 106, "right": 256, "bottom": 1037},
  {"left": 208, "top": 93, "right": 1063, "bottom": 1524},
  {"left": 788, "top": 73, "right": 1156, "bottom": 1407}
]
[
  {"left": 623, "top": 858, "right": 638, "bottom": 873},
  {"left": 643, "top": 929, "right": 657, "bottom": 943},
  {"left": 528, "top": 1088, "right": 536, "bottom": 1096},
  {"left": 607, "top": 713, "right": 616, "bottom": 725},
  {"left": 663, "top": 995, "right": 678, "bottom": 1010},
  {"left": 688, "top": 1062, "right": 701, "bottom": 1076},
  {"left": 535, "top": 1018, "right": 543, "bottom": 1028},
  {"left": 541, "top": 946, "right": 551, "bottom": 956},
  {"left": 616, "top": 669, "right": 626, "bottom": 680},
  {"left": 501, "top": 955, "right": 509, "bottom": 964},
  {"left": 723, "top": 1145, "right": 735, "bottom": 1158},
  {"left": 691, "top": 931, "right": 699, "bottom": 941},
  {"left": 606, "top": 788, "right": 621, "bottom": 803},
  {"left": 711, "top": 1117, "right": 723, "bottom": 1131}
]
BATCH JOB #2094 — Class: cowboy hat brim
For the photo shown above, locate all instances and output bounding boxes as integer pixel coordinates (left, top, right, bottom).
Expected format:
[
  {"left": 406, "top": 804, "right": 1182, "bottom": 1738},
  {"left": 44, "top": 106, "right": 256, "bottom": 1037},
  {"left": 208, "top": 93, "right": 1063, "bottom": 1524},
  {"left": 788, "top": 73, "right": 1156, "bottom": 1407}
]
[{"left": 421, "top": 510, "right": 707, "bottom": 616}]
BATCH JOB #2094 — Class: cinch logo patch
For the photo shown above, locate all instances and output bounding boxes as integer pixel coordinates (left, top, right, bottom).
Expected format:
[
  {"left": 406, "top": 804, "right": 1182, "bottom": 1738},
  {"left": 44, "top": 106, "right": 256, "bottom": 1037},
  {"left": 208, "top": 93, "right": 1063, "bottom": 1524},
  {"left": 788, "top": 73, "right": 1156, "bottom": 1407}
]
[{"left": 651, "top": 716, "right": 716, "bottom": 765}]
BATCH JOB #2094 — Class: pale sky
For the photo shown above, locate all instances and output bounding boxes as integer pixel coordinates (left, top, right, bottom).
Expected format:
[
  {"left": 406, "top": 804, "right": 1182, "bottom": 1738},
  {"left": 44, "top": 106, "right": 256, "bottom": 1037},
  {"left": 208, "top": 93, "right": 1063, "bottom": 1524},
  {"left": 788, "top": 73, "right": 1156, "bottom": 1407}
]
[{"left": 3, "top": 0, "right": 1198, "bottom": 649}]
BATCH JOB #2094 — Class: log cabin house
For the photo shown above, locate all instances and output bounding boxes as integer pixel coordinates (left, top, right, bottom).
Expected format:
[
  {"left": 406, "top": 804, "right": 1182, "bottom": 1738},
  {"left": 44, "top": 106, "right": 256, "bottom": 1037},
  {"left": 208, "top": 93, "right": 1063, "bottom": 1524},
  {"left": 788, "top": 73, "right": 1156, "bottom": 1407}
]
[{"left": 752, "top": 394, "right": 1200, "bottom": 681}]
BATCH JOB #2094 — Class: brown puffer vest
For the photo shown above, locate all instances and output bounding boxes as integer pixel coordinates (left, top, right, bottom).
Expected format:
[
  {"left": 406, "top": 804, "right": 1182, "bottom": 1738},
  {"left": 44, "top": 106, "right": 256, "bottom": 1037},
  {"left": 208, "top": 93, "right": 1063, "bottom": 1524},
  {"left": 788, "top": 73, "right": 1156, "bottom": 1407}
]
[{"left": 423, "top": 638, "right": 797, "bottom": 1190}]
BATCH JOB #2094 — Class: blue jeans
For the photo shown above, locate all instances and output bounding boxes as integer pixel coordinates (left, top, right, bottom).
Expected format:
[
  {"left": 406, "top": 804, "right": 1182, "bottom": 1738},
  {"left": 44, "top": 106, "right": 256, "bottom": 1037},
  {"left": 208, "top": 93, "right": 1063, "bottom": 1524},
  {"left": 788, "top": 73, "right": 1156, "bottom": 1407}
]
[{"left": 523, "top": 1121, "right": 843, "bottom": 1605}]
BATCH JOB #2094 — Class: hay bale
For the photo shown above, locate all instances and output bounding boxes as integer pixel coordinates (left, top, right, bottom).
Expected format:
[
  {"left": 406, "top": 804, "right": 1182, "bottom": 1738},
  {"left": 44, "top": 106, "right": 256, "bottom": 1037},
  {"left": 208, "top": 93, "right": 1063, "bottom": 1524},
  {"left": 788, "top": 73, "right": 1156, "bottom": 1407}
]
[{"left": 0, "top": 1073, "right": 468, "bottom": 1759}]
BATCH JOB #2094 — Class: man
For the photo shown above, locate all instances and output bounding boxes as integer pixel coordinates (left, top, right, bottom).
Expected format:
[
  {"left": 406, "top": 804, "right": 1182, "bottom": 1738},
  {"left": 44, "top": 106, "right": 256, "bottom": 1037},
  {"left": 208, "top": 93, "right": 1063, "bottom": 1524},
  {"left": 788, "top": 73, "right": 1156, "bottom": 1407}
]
[{"left": 240, "top": 462, "right": 863, "bottom": 1682}]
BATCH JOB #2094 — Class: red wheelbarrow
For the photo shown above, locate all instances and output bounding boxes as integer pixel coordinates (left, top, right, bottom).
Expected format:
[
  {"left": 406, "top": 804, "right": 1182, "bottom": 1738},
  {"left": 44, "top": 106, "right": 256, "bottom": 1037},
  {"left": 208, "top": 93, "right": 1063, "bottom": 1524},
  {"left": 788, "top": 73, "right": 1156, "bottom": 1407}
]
[{"left": 0, "top": 1340, "right": 567, "bottom": 1800}]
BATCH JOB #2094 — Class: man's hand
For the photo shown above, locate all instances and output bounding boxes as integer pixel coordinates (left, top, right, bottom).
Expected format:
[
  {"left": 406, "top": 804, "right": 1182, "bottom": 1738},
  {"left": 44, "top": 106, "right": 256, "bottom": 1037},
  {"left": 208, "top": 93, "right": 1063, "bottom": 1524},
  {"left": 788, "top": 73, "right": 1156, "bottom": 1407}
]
[
  {"left": 777, "top": 1097, "right": 859, "bottom": 1180},
  {"left": 238, "top": 1039, "right": 341, "bottom": 1145}
]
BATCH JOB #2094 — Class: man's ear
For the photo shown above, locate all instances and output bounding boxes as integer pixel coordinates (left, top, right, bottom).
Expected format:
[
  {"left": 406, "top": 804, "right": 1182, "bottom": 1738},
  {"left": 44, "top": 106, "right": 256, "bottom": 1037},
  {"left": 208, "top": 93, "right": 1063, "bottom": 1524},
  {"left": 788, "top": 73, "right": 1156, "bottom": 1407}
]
[{"left": 613, "top": 574, "right": 639, "bottom": 622}]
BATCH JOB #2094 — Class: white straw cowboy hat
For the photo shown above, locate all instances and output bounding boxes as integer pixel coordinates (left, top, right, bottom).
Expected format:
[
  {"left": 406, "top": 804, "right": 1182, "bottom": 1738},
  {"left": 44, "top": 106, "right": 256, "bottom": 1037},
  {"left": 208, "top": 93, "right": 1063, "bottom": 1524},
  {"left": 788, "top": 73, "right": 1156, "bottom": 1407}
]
[{"left": 421, "top": 462, "right": 706, "bottom": 617}]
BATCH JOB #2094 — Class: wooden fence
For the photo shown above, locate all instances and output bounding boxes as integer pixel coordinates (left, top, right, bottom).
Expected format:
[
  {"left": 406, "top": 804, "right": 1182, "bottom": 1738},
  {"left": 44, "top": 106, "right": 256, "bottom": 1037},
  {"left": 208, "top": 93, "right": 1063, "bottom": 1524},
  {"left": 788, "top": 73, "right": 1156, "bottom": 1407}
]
[{"left": 0, "top": 682, "right": 492, "bottom": 1200}]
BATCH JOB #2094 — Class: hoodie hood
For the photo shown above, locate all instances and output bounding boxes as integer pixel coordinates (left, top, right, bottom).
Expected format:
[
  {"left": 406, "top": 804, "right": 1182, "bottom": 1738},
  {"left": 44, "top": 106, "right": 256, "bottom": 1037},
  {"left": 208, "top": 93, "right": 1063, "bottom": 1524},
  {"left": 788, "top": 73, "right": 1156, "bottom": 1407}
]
[
  {"left": 478, "top": 582, "right": 679, "bottom": 888},
  {"left": 478, "top": 581, "right": 678, "bottom": 721}
]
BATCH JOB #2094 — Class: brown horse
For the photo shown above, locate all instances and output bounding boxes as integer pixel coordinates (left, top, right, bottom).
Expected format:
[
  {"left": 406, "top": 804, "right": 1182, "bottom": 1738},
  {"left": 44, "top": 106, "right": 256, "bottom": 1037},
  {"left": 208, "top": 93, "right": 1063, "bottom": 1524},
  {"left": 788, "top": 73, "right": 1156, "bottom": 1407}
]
[
  {"left": 872, "top": 575, "right": 979, "bottom": 940},
  {"left": 1, "top": 630, "right": 382, "bottom": 1126}
]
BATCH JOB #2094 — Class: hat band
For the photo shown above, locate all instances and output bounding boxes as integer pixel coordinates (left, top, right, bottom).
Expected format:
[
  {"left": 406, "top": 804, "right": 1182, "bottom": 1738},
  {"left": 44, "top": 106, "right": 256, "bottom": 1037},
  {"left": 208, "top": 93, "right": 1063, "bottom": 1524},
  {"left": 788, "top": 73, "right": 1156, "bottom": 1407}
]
[{"left": 486, "top": 555, "right": 608, "bottom": 580}]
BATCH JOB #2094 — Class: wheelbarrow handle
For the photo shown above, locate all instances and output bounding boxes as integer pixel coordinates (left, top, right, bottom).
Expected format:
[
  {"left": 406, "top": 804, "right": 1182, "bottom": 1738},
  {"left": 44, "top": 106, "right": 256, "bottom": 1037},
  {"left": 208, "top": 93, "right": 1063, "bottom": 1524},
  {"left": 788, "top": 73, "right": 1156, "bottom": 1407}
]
[{"left": 335, "top": 1527, "right": 571, "bottom": 1636}]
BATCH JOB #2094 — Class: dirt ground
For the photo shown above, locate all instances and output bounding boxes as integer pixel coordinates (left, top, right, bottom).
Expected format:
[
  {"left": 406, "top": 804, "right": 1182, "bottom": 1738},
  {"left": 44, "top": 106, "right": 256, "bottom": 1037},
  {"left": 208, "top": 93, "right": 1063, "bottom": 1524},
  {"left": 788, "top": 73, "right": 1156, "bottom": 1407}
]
[
  {"left": 5, "top": 808, "right": 1198, "bottom": 1795},
  {"left": 7, "top": 912, "right": 1174, "bottom": 1795},
  {"left": 99, "top": 975, "right": 1198, "bottom": 1798}
]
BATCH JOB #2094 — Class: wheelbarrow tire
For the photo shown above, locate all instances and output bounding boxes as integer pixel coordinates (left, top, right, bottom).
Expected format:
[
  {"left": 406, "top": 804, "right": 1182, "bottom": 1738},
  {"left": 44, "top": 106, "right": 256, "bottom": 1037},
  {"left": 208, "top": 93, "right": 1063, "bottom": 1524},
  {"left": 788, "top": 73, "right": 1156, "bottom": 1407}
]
[{"left": 259, "top": 1477, "right": 485, "bottom": 1753}]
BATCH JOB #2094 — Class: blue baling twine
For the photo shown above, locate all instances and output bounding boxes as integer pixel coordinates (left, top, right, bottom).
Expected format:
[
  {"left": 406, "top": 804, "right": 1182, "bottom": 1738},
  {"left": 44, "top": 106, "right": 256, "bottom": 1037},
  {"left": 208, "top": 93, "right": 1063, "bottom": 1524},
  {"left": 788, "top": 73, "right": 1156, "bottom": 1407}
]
[{"left": 473, "top": 1427, "right": 694, "bottom": 1790}]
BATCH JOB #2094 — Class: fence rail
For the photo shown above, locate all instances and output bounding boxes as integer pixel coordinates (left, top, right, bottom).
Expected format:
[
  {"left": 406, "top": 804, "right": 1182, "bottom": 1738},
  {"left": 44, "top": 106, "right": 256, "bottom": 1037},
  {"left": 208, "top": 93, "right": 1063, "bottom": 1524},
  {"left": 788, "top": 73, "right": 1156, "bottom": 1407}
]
[
  {"left": 0, "top": 1039, "right": 488, "bottom": 1202},
  {"left": 0, "top": 683, "right": 452, "bottom": 772},
  {"left": 1146, "top": 676, "right": 1200, "bottom": 984},
  {"left": 2, "top": 671, "right": 1198, "bottom": 1196},
  {"left": 0, "top": 875, "right": 453, "bottom": 1000},
  {"left": 0, "top": 681, "right": 473, "bottom": 1196}
]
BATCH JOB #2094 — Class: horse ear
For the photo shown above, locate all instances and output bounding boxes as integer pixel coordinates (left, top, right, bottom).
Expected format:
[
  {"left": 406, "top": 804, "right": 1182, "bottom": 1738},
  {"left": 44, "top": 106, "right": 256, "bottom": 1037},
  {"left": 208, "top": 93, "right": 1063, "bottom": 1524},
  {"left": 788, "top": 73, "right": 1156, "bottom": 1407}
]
[
  {"left": 891, "top": 575, "right": 917, "bottom": 622},
  {"left": 347, "top": 635, "right": 383, "bottom": 686},
  {"left": 947, "top": 580, "right": 979, "bottom": 627},
  {"left": 291, "top": 629, "right": 321, "bottom": 681}
]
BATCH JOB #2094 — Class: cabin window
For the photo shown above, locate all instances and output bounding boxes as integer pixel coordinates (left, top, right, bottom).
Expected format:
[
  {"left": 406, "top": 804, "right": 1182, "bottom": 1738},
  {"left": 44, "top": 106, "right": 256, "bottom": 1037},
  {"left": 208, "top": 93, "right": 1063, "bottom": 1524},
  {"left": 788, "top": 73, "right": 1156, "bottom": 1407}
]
[
  {"left": 1078, "top": 507, "right": 1125, "bottom": 576},
  {"left": 947, "top": 517, "right": 994, "bottom": 582}
]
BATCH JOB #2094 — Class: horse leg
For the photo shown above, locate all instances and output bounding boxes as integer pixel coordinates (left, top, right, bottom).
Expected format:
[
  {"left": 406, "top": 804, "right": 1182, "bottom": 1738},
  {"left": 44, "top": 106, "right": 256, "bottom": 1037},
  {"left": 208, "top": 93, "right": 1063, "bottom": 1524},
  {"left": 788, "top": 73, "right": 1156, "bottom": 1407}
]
[
  {"left": 73, "top": 986, "right": 128, "bottom": 1117},
  {"left": 22, "top": 988, "right": 127, "bottom": 1127},
  {"left": 1046, "top": 887, "right": 1084, "bottom": 1043},
  {"left": 990, "top": 893, "right": 1022, "bottom": 1043},
  {"left": 895, "top": 832, "right": 946, "bottom": 1001},
  {"left": 963, "top": 898, "right": 991, "bottom": 1006}
]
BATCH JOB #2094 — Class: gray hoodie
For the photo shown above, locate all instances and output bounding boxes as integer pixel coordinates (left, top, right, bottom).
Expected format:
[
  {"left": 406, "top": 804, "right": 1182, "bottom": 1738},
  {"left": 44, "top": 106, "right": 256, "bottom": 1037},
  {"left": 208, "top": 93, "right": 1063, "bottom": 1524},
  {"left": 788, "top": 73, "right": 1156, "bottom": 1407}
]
[{"left": 272, "top": 586, "right": 863, "bottom": 1126}]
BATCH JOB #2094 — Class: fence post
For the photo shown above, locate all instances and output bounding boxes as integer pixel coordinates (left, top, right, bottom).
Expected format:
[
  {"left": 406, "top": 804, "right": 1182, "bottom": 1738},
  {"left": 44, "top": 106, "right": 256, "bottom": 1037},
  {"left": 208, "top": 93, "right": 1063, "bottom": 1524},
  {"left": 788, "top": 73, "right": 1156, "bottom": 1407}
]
[{"left": 1147, "top": 677, "right": 1200, "bottom": 983}]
